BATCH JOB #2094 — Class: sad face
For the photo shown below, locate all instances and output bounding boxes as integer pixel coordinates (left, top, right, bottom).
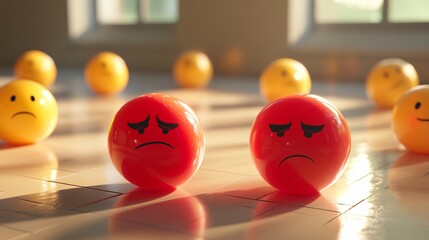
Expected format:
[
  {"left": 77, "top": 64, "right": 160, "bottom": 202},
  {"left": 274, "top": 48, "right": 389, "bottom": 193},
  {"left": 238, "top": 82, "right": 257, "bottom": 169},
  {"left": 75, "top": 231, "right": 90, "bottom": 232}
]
[
  {"left": 14, "top": 50, "right": 57, "bottom": 87},
  {"left": 85, "top": 51, "right": 129, "bottom": 95},
  {"left": 0, "top": 80, "right": 58, "bottom": 145},
  {"left": 173, "top": 50, "right": 213, "bottom": 88},
  {"left": 250, "top": 94, "right": 351, "bottom": 194},
  {"left": 366, "top": 58, "right": 419, "bottom": 108},
  {"left": 108, "top": 93, "right": 205, "bottom": 190},
  {"left": 259, "top": 58, "right": 312, "bottom": 102}
]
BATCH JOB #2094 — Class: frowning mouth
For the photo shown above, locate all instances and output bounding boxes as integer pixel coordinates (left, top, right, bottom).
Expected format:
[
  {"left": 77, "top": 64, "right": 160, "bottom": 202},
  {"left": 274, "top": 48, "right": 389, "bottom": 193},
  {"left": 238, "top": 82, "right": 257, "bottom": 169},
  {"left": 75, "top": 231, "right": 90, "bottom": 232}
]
[
  {"left": 278, "top": 154, "right": 314, "bottom": 167},
  {"left": 134, "top": 141, "right": 174, "bottom": 150},
  {"left": 417, "top": 118, "right": 429, "bottom": 122},
  {"left": 11, "top": 111, "right": 36, "bottom": 119}
]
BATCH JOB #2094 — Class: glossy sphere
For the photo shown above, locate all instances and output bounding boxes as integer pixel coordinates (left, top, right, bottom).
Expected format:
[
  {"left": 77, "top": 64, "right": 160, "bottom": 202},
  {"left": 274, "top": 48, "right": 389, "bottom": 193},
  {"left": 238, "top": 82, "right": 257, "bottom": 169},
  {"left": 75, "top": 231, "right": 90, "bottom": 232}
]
[
  {"left": 173, "top": 50, "right": 213, "bottom": 88},
  {"left": 260, "top": 58, "right": 311, "bottom": 102},
  {"left": 250, "top": 94, "right": 351, "bottom": 194},
  {"left": 392, "top": 85, "right": 429, "bottom": 154},
  {"left": 108, "top": 93, "right": 205, "bottom": 190},
  {"left": 85, "top": 52, "right": 129, "bottom": 95},
  {"left": 14, "top": 50, "right": 57, "bottom": 87},
  {"left": 0, "top": 80, "right": 58, "bottom": 145},
  {"left": 366, "top": 58, "right": 419, "bottom": 108}
]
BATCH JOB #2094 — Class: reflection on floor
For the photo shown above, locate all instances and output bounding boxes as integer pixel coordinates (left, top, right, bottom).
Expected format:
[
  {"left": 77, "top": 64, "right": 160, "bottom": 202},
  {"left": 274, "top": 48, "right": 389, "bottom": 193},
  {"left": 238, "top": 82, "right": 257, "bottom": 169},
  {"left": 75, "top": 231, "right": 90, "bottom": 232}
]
[{"left": 0, "top": 71, "right": 428, "bottom": 240}]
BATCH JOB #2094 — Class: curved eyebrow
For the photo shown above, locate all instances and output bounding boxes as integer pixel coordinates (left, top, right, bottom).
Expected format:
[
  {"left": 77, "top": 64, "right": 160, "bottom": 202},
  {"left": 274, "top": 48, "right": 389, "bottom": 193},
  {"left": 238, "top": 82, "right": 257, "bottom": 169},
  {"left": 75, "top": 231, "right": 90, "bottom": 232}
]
[
  {"left": 300, "top": 121, "right": 324, "bottom": 132},
  {"left": 127, "top": 115, "right": 150, "bottom": 130},
  {"left": 269, "top": 121, "right": 292, "bottom": 132},
  {"left": 156, "top": 115, "right": 179, "bottom": 130}
]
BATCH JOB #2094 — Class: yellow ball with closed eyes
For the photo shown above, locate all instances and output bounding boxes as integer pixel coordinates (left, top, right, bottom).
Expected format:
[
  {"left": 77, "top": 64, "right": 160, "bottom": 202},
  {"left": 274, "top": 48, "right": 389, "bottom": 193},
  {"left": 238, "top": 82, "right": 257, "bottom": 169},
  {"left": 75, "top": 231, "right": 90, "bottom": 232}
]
[
  {"left": 85, "top": 51, "right": 129, "bottom": 95},
  {"left": 392, "top": 85, "right": 429, "bottom": 154},
  {"left": 0, "top": 80, "right": 58, "bottom": 145},
  {"left": 366, "top": 58, "right": 419, "bottom": 108},
  {"left": 14, "top": 50, "right": 57, "bottom": 88},
  {"left": 260, "top": 58, "right": 311, "bottom": 102},
  {"left": 173, "top": 50, "right": 213, "bottom": 88}
]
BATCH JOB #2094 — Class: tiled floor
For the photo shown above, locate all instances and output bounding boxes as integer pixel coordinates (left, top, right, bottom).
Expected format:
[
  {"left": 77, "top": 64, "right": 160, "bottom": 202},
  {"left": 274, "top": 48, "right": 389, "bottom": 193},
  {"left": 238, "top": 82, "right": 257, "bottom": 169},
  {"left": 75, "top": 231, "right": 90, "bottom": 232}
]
[{"left": 0, "top": 70, "right": 428, "bottom": 239}]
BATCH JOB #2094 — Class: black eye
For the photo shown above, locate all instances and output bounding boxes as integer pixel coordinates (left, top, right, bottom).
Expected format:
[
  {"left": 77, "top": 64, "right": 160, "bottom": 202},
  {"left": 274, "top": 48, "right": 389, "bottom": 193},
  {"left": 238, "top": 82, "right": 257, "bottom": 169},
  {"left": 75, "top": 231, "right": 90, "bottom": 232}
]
[
  {"left": 156, "top": 115, "right": 178, "bottom": 135},
  {"left": 10, "top": 95, "right": 16, "bottom": 102},
  {"left": 280, "top": 70, "right": 288, "bottom": 77},
  {"left": 301, "top": 122, "right": 324, "bottom": 138},
  {"left": 128, "top": 115, "right": 150, "bottom": 134},
  {"left": 415, "top": 102, "right": 421, "bottom": 109},
  {"left": 383, "top": 72, "right": 389, "bottom": 78},
  {"left": 31, "top": 96, "right": 35, "bottom": 101},
  {"left": 269, "top": 122, "right": 292, "bottom": 137},
  {"left": 101, "top": 62, "right": 107, "bottom": 69}
]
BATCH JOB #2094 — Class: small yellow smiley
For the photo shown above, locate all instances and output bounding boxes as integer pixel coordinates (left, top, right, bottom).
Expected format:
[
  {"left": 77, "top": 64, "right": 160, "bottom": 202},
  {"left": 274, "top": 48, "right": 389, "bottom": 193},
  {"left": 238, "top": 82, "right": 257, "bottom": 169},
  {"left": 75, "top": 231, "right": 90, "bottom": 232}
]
[
  {"left": 392, "top": 85, "right": 429, "bottom": 154},
  {"left": 14, "top": 50, "right": 57, "bottom": 87},
  {"left": 366, "top": 58, "right": 419, "bottom": 108},
  {"left": 85, "top": 52, "right": 129, "bottom": 95},
  {"left": 259, "top": 58, "right": 311, "bottom": 102},
  {"left": 0, "top": 80, "right": 58, "bottom": 145},
  {"left": 173, "top": 50, "right": 213, "bottom": 88}
]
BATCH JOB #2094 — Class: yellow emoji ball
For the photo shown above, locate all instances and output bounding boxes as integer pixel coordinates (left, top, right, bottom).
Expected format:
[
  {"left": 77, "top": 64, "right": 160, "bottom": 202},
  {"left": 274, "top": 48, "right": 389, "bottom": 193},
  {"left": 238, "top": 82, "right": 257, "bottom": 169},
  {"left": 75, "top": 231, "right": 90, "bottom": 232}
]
[
  {"left": 85, "top": 52, "right": 129, "bottom": 95},
  {"left": 14, "top": 50, "right": 57, "bottom": 87},
  {"left": 366, "top": 58, "right": 419, "bottom": 108},
  {"left": 260, "top": 58, "right": 311, "bottom": 102},
  {"left": 0, "top": 80, "right": 58, "bottom": 145},
  {"left": 392, "top": 85, "right": 429, "bottom": 154},
  {"left": 173, "top": 50, "right": 213, "bottom": 88}
]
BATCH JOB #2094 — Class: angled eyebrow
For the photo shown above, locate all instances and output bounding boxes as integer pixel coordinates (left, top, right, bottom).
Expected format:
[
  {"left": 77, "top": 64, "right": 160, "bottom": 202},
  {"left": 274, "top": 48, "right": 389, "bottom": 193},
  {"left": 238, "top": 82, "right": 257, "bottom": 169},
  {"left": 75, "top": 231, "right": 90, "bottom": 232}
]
[
  {"left": 127, "top": 115, "right": 150, "bottom": 130},
  {"left": 300, "top": 121, "right": 324, "bottom": 133},
  {"left": 269, "top": 121, "right": 292, "bottom": 132},
  {"left": 156, "top": 115, "right": 179, "bottom": 130}
]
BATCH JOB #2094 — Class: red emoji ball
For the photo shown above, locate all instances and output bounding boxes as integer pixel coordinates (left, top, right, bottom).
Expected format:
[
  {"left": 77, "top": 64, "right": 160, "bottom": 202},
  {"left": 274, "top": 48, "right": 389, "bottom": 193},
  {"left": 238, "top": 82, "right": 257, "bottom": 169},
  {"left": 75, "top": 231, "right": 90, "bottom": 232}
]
[
  {"left": 250, "top": 94, "right": 351, "bottom": 195},
  {"left": 108, "top": 93, "right": 205, "bottom": 190}
]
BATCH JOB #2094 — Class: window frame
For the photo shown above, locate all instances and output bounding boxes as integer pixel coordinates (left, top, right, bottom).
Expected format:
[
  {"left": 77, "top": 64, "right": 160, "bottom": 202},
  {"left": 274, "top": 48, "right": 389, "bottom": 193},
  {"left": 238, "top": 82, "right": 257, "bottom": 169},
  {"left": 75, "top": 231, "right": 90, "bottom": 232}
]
[
  {"left": 68, "top": 0, "right": 178, "bottom": 49},
  {"left": 286, "top": 0, "right": 429, "bottom": 82},
  {"left": 289, "top": 0, "right": 429, "bottom": 54}
]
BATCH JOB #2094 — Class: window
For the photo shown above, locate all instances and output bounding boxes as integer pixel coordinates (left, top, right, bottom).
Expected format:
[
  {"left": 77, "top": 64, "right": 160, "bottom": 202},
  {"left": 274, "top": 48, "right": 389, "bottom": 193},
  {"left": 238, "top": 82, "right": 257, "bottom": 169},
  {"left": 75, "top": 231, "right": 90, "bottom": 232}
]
[
  {"left": 388, "top": 0, "right": 429, "bottom": 23},
  {"left": 67, "top": 0, "right": 178, "bottom": 44},
  {"left": 315, "top": 0, "right": 429, "bottom": 23},
  {"left": 316, "top": 0, "right": 383, "bottom": 23},
  {"left": 289, "top": 0, "right": 429, "bottom": 49},
  {"left": 287, "top": 0, "right": 429, "bottom": 81},
  {"left": 96, "top": 0, "right": 179, "bottom": 25},
  {"left": 67, "top": 0, "right": 180, "bottom": 71}
]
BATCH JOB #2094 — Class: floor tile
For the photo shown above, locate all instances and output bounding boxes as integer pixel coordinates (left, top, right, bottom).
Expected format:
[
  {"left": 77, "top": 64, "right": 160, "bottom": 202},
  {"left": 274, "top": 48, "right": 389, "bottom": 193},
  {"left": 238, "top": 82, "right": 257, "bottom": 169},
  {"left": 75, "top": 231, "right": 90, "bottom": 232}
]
[
  {"left": 17, "top": 186, "right": 120, "bottom": 210},
  {"left": 0, "top": 175, "right": 50, "bottom": 200},
  {"left": 0, "top": 225, "right": 28, "bottom": 240},
  {"left": 1, "top": 73, "right": 428, "bottom": 239},
  {"left": 180, "top": 169, "right": 249, "bottom": 195},
  {"left": 54, "top": 165, "right": 134, "bottom": 193},
  {"left": 332, "top": 213, "right": 429, "bottom": 240}
]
